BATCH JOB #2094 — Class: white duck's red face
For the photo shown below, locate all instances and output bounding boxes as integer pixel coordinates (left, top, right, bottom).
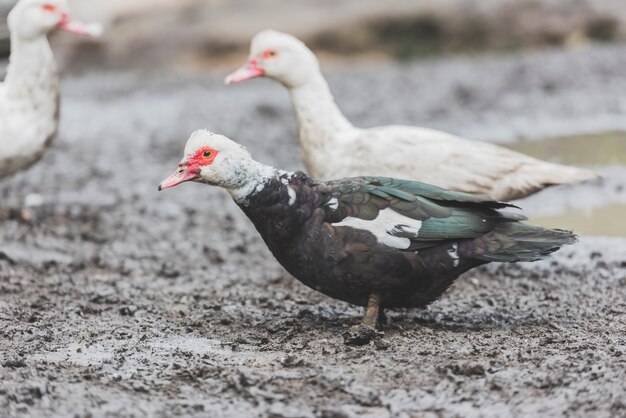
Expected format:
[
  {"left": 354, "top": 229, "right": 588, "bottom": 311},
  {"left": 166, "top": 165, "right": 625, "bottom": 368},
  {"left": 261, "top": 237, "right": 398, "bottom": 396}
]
[
  {"left": 8, "top": 0, "right": 101, "bottom": 40},
  {"left": 225, "top": 30, "right": 320, "bottom": 88},
  {"left": 159, "top": 131, "right": 254, "bottom": 191}
]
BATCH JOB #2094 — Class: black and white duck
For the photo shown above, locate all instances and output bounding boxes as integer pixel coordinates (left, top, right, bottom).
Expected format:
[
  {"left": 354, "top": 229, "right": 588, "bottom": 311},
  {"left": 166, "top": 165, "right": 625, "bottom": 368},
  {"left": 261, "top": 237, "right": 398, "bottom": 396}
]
[{"left": 159, "top": 130, "right": 577, "bottom": 344}]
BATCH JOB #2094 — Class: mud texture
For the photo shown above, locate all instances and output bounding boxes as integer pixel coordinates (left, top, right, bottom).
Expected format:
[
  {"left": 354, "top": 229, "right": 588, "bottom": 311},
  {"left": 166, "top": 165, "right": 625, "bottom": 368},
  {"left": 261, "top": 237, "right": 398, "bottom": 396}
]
[{"left": 1, "top": 44, "right": 626, "bottom": 417}]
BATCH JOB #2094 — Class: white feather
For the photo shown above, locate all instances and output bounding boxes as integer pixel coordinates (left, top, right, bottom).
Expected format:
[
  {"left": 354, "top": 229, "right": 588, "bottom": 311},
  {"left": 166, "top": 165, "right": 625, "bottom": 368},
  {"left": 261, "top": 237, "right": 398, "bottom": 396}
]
[
  {"left": 326, "top": 197, "right": 338, "bottom": 210},
  {"left": 448, "top": 243, "right": 460, "bottom": 267},
  {"left": 332, "top": 208, "right": 423, "bottom": 250},
  {"left": 0, "top": 1, "right": 64, "bottom": 180},
  {"left": 287, "top": 186, "right": 296, "bottom": 206}
]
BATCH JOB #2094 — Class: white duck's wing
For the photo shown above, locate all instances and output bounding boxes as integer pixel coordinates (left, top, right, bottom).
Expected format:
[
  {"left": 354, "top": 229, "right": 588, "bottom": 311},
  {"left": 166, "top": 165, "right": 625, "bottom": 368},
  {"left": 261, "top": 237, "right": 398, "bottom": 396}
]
[{"left": 334, "top": 126, "right": 598, "bottom": 201}]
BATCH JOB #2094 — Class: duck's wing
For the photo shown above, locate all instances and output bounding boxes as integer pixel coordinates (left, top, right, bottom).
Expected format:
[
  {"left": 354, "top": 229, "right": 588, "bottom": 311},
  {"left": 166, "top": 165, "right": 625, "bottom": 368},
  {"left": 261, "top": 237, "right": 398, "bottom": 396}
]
[
  {"left": 349, "top": 126, "right": 599, "bottom": 201},
  {"left": 318, "top": 176, "right": 521, "bottom": 251},
  {"left": 318, "top": 176, "right": 576, "bottom": 261}
]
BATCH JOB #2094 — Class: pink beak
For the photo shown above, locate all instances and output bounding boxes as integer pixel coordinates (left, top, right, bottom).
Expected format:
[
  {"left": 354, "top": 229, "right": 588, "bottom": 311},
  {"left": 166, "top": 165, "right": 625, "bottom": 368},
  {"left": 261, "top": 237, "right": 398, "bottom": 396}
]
[
  {"left": 57, "top": 13, "right": 102, "bottom": 37},
  {"left": 158, "top": 164, "right": 199, "bottom": 191},
  {"left": 225, "top": 59, "right": 265, "bottom": 85}
]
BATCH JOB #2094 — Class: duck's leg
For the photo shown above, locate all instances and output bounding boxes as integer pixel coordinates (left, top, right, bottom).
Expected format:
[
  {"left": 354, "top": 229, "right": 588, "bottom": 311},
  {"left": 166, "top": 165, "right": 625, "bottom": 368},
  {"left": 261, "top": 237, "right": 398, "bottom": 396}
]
[
  {"left": 362, "top": 292, "right": 381, "bottom": 328},
  {"left": 344, "top": 292, "right": 383, "bottom": 345}
]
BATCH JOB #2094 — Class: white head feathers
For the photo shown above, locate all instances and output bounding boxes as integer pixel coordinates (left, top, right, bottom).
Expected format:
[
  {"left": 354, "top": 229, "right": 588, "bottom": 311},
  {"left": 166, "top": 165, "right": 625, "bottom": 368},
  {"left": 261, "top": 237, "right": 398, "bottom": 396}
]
[
  {"left": 248, "top": 30, "right": 321, "bottom": 88},
  {"left": 178, "top": 130, "right": 277, "bottom": 203}
]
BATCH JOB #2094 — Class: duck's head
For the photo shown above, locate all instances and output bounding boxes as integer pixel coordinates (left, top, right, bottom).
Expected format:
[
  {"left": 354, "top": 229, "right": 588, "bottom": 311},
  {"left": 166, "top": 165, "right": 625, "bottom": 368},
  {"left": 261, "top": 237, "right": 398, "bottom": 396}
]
[
  {"left": 159, "top": 130, "right": 256, "bottom": 191},
  {"left": 225, "top": 30, "right": 320, "bottom": 88},
  {"left": 8, "top": 0, "right": 101, "bottom": 41}
]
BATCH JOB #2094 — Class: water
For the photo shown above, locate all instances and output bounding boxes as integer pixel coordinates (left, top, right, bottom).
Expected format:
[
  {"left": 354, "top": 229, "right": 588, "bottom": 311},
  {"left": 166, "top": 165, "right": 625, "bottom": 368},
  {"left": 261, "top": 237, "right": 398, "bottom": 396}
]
[
  {"left": 531, "top": 203, "right": 626, "bottom": 237},
  {"left": 507, "top": 131, "right": 626, "bottom": 166},
  {"left": 507, "top": 132, "right": 626, "bottom": 237}
]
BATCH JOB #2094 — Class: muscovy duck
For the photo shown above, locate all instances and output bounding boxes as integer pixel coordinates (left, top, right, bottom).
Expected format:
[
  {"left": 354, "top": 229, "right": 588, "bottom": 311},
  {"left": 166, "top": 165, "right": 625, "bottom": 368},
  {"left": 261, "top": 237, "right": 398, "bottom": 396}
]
[
  {"left": 0, "top": 0, "right": 100, "bottom": 181},
  {"left": 159, "top": 130, "right": 577, "bottom": 343},
  {"left": 225, "top": 30, "right": 599, "bottom": 201}
]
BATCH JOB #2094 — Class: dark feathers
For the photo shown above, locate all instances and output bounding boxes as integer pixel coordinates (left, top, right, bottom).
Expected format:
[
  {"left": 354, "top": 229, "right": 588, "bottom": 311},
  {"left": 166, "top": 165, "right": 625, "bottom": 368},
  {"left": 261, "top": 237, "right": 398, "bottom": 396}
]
[{"left": 239, "top": 174, "right": 576, "bottom": 308}]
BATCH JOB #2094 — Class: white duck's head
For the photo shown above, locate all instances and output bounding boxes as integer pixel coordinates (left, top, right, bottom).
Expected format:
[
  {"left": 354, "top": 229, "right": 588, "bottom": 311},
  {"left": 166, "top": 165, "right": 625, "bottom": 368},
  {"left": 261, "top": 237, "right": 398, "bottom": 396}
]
[
  {"left": 225, "top": 30, "right": 320, "bottom": 89},
  {"left": 8, "top": 0, "right": 101, "bottom": 41},
  {"left": 159, "top": 130, "right": 259, "bottom": 192}
]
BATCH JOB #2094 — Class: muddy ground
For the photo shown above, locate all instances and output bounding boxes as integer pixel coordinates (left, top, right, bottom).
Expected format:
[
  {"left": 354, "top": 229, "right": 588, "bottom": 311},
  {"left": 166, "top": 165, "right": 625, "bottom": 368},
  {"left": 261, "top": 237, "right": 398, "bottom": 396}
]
[{"left": 1, "top": 44, "right": 626, "bottom": 417}]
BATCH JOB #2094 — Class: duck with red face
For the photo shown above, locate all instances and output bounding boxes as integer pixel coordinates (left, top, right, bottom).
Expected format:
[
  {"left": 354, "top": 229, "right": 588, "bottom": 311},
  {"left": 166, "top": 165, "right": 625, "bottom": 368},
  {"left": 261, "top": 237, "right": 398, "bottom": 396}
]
[
  {"left": 0, "top": 0, "right": 101, "bottom": 185},
  {"left": 159, "top": 130, "right": 577, "bottom": 345}
]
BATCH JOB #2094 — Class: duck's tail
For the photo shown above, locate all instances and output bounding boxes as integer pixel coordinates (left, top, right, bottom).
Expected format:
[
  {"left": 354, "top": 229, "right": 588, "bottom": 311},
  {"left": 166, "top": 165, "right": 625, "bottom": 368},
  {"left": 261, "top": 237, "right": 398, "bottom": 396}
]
[
  {"left": 494, "top": 161, "right": 601, "bottom": 201},
  {"left": 462, "top": 222, "right": 578, "bottom": 263}
]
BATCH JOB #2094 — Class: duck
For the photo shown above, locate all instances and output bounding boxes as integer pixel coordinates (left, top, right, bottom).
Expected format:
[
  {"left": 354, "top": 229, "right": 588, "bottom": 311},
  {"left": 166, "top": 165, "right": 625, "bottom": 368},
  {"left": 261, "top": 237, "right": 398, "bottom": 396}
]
[
  {"left": 159, "top": 130, "right": 577, "bottom": 344},
  {"left": 225, "top": 30, "right": 599, "bottom": 202},
  {"left": 0, "top": 0, "right": 100, "bottom": 181}
]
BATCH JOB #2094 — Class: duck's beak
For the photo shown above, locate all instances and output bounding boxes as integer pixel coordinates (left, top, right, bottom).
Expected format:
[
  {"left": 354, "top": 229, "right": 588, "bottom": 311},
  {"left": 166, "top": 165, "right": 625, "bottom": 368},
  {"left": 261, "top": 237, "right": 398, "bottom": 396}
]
[
  {"left": 57, "top": 12, "right": 103, "bottom": 37},
  {"left": 225, "top": 58, "right": 265, "bottom": 85},
  {"left": 158, "top": 165, "right": 198, "bottom": 191}
]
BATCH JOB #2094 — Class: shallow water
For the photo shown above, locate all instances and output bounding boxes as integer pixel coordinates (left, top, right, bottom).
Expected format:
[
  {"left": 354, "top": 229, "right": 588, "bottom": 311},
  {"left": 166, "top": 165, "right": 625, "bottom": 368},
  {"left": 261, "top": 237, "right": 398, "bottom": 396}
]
[
  {"left": 507, "top": 131, "right": 626, "bottom": 166},
  {"left": 530, "top": 203, "right": 626, "bottom": 237},
  {"left": 508, "top": 132, "right": 626, "bottom": 236}
]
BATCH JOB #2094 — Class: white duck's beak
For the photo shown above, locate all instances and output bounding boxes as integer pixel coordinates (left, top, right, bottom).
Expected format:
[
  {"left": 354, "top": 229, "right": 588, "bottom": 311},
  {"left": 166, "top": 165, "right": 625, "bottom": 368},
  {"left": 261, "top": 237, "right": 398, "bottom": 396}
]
[
  {"left": 57, "top": 12, "right": 103, "bottom": 37},
  {"left": 225, "top": 58, "right": 265, "bottom": 85},
  {"left": 158, "top": 164, "right": 199, "bottom": 191}
]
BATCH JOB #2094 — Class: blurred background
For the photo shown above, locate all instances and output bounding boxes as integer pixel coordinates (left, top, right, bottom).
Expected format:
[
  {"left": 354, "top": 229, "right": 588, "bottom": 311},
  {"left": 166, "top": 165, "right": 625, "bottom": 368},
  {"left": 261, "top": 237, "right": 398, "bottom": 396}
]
[
  {"left": 1, "top": 0, "right": 625, "bottom": 236},
  {"left": 3, "top": 0, "right": 626, "bottom": 69}
]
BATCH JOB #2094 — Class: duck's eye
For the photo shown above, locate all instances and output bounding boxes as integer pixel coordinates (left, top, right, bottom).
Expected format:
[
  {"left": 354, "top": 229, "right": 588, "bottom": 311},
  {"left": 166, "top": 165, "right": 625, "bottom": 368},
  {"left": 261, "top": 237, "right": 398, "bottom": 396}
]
[
  {"left": 263, "top": 49, "right": 278, "bottom": 60},
  {"left": 192, "top": 147, "right": 218, "bottom": 165},
  {"left": 42, "top": 3, "right": 56, "bottom": 12}
]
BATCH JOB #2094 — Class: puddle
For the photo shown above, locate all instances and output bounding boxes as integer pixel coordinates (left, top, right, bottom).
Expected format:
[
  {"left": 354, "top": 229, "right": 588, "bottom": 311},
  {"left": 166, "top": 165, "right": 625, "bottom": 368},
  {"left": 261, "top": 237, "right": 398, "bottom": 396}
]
[
  {"left": 506, "top": 131, "right": 626, "bottom": 166},
  {"left": 530, "top": 203, "right": 626, "bottom": 237},
  {"left": 507, "top": 132, "right": 626, "bottom": 237}
]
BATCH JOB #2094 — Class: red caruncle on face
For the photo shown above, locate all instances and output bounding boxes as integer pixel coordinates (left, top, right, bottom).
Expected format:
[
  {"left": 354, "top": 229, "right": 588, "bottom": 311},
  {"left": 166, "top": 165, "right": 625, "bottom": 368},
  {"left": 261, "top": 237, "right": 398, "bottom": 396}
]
[
  {"left": 187, "top": 146, "right": 219, "bottom": 171},
  {"left": 41, "top": 3, "right": 57, "bottom": 13},
  {"left": 262, "top": 49, "right": 278, "bottom": 60}
]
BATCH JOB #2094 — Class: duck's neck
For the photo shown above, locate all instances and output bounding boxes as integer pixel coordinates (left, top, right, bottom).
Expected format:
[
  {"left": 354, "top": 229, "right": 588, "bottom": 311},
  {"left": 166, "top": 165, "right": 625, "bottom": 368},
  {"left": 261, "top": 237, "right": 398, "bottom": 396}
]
[
  {"left": 4, "top": 34, "right": 59, "bottom": 110},
  {"left": 289, "top": 72, "right": 355, "bottom": 152},
  {"left": 228, "top": 160, "right": 290, "bottom": 205}
]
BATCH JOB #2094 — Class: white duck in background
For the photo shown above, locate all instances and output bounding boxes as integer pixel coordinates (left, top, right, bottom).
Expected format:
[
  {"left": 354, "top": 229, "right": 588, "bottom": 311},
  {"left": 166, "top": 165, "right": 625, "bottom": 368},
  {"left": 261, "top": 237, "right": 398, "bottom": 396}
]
[
  {"left": 0, "top": 0, "right": 100, "bottom": 181},
  {"left": 226, "top": 30, "right": 599, "bottom": 201}
]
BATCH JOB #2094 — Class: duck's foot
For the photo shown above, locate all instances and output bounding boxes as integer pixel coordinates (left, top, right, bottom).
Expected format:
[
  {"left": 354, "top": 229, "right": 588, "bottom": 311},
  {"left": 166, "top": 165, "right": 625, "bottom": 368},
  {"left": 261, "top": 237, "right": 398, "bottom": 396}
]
[
  {"left": 343, "top": 323, "right": 383, "bottom": 346},
  {"left": 343, "top": 292, "right": 385, "bottom": 346}
]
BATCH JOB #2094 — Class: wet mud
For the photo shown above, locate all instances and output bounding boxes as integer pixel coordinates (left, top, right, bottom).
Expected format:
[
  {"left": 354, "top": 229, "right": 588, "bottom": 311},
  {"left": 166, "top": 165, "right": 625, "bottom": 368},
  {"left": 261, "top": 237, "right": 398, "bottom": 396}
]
[{"left": 1, "top": 44, "right": 626, "bottom": 417}]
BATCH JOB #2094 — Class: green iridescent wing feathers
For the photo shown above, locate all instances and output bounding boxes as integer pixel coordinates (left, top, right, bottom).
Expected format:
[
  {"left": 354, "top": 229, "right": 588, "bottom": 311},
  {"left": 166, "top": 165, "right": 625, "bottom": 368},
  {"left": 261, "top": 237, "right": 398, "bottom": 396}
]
[
  {"left": 321, "top": 176, "right": 524, "bottom": 244},
  {"left": 357, "top": 176, "right": 516, "bottom": 208}
]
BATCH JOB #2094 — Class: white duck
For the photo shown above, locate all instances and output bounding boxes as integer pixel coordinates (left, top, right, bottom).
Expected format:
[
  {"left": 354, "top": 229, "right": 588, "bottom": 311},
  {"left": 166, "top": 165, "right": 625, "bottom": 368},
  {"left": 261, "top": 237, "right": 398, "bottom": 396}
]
[
  {"left": 0, "top": 0, "right": 100, "bottom": 180},
  {"left": 226, "top": 30, "right": 599, "bottom": 201}
]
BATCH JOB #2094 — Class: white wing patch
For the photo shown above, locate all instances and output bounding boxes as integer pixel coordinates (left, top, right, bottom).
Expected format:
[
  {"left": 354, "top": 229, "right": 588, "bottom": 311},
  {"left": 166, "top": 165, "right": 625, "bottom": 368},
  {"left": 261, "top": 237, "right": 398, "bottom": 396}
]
[
  {"left": 448, "top": 243, "right": 460, "bottom": 267},
  {"left": 326, "top": 197, "right": 339, "bottom": 210},
  {"left": 332, "top": 208, "right": 423, "bottom": 249}
]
